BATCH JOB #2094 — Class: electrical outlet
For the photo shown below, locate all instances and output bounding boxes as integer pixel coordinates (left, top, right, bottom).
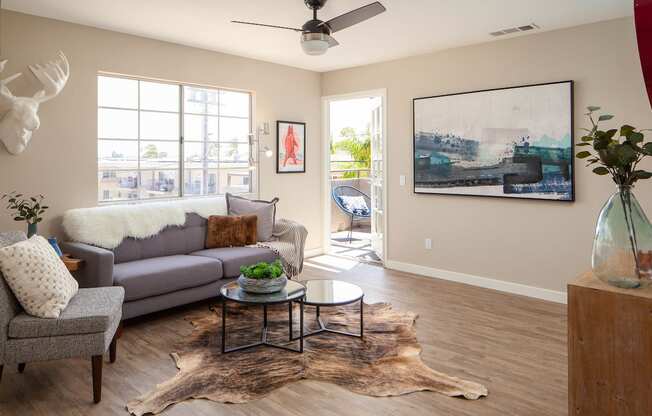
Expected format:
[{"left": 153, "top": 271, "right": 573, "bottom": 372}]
[
  {"left": 399, "top": 175, "right": 406, "bottom": 186},
  {"left": 425, "top": 238, "right": 432, "bottom": 250}
]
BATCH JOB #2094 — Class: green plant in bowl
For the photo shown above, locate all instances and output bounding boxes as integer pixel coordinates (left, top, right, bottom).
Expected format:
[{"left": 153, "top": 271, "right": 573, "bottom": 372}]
[
  {"left": 240, "top": 260, "right": 284, "bottom": 280},
  {"left": 238, "top": 260, "right": 288, "bottom": 294}
]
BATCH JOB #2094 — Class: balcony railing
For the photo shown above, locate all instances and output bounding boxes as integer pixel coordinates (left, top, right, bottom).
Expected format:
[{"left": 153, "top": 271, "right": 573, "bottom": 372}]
[{"left": 330, "top": 160, "right": 370, "bottom": 180}]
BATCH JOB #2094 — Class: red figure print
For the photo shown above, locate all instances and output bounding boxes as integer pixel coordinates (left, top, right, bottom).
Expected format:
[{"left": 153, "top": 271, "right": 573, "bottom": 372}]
[{"left": 283, "top": 125, "right": 300, "bottom": 167}]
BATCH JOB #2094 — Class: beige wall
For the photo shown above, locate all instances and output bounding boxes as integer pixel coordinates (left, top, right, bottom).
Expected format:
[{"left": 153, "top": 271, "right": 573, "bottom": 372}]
[
  {"left": 322, "top": 17, "right": 652, "bottom": 292},
  {"left": 2, "top": 11, "right": 650, "bottom": 294},
  {"left": 0, "top": 11, "right": 323, "bottom": 250}
]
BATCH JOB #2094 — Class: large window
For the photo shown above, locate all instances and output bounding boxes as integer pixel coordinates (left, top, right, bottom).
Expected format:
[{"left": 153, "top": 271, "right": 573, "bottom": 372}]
[{"left": 97, "top": 75, "right": 253, "bottom": 202}]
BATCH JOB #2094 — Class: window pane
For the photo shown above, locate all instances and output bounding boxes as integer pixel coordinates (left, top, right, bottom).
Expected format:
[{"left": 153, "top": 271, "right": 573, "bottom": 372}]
[
  {"left": 184, "top": 86, "right": 218, "bottom": 115},
  {"left": 140, "top": 141, "right": 179, "bottom": 169},
  {"left": 98, "top": 76, "right": 138, "bottom": 109},
  {"left": 184, "top": 141, "right": 219, "bottom": 165},
  {"left": 219, "top": 169, "right": 251, "bottom": 194},
  {"left": 184, "top": 114, "right": 218, "bottom": 141},
  {"left": 219, "top": 90, "right": 249, "bottom": 117},
  {"left": 184, "top": 169, "right": 218, "bottom": 196},
  {"left": 219, "top": 117, "right": 250, "bottom": 142},
  {"left": 98, "top": 108, "right": 138, "bottom": 139},
  {"left": 140, "top": 111, "right": 179, "bottom": 140},
  {"left": 98, "top": 170, "right": 139, "bottom": 202},
  {"left": 98, "top": 140, "right": 138, "bottom": 170},
  {"left": 219, "top": 143, "right": 249, "bottom": 163},
  {"left": 140, "top": 81, "right": 179, "bottom": 112},
  {"left": 140, "top": 170, "right": 179, "bottom": 199}
]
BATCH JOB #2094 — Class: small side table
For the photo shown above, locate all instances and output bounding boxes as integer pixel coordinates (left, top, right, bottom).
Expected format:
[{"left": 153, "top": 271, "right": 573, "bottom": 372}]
[
  {"left": 220, "top": 280, "right": 306, "bottom": 353},
  {"left": 62, "top": 254, "right": 84, "bottom": 272},
  {"left": 293, "top": 279, "right": 364, "bottom": 340},
  {"left": 568, "top": 271, "right": 652, "bottom": 415}
]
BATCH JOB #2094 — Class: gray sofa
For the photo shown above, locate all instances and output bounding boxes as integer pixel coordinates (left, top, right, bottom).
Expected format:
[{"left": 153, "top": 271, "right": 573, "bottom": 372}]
[{"left": 61, "top": 213, "right": 278, "bottom": 320}]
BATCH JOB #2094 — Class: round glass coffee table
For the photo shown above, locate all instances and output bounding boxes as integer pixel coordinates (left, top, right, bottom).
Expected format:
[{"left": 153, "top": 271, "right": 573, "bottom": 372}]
[
  {"left": 292, "top": 279, "right": 364, "bottom": 339},
  {"left": 220, "top": 280, "right": 306, "bottom": 353}
]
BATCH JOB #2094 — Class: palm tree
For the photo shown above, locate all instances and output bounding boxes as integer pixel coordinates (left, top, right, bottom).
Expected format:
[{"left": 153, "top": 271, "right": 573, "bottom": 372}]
[{"left": 332, "top": 127, "right": 371, "bottom": 178}]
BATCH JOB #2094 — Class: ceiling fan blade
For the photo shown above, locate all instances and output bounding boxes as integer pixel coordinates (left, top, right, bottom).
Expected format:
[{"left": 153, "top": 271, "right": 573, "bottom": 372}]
[
  {"left": 322, "top": 1, "right": 386, "bottom": 33},
  {"left": 328, "top": 36, "right": 339, "bottom": 48},
  {"left": 231, "top": 20, "right": 303, "bottom": 32}
]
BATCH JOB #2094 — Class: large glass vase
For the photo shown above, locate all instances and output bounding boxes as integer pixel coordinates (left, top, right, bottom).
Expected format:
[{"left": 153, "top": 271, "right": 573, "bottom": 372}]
[{"left": 592, "top": 186, "right": 652, "bottom": 288}]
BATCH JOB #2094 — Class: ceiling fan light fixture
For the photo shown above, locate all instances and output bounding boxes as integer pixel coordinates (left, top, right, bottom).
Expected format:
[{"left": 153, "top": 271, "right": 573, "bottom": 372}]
[{"left": 301, "top": 32, "right": 331, "bottom": 55}]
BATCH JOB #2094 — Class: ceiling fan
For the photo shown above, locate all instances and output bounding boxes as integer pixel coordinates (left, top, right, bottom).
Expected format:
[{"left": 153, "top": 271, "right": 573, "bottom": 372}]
[{"left": 232, "top": 0, "right": 386, "bottom": 56}]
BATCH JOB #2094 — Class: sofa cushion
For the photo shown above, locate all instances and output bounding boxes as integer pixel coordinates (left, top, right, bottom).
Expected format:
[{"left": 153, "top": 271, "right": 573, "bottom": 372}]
[
  {"left": 190, "top": 247, "right": 278, "bottom": 278},
  {"left": 113, "top": 213, "right": 208, "bottom": 264},
  {"left": 113, "top": 255, "right": 222, "bottom": 302},
  {"left": 8, "top": 287, "right": 124, "bottom": 339}
]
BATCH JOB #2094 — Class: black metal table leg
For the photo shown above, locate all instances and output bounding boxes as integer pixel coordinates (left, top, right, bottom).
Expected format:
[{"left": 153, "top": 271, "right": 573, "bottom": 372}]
[
  {"left": 360, "top": 296, "right": 364, "bottom": 339},
  {"left": 221, "top": 299, "right": 227, "bottom": 354},
  {"left": 288, "top": 301, "right": 293, "bottom": 341},
  {"left": 294, "top": 298, "right": 364, "bottom": 340},
  {"left": 222, "top": 298, "right": 305, "bottom": 354},
  {"left": 299, "top": 298, "right": 304, "bottom": 352}
]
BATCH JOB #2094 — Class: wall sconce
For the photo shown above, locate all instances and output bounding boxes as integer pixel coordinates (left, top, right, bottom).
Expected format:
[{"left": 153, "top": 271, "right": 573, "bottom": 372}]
[
  {"left": 249, "top": 122, "right": 273, "bottom": 169},
  {"left": 258, "top": 121, "right": 271, "bottom": 136}
]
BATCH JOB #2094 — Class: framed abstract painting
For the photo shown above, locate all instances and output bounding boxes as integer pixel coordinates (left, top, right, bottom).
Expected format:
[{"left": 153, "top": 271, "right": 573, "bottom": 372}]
[
  {"left": 413, "top": 80, "right": 574, "bottom": 201},
  {"left": 277, "top": 121, "right": 306, "bottom": 173}
]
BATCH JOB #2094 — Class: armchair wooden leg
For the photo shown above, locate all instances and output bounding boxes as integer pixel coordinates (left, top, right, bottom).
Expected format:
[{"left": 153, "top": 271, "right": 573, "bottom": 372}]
[
  {"left": 109, "top": 334, "right": 117, "bottom": 364},
  {"left": 91, "top": 355, "right": 102, "bottom": 403},
  {"left": 17, "top": 363, "right": 25, "bottom": 373},
  {"left": 0, "top": 365, "right": 3, "bottom": 383}
]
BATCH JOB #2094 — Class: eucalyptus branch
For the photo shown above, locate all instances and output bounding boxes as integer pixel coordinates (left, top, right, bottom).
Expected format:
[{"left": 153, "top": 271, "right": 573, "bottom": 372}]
[
  {"left": 0, "top": 192, "right": 49, "bottom": 224},
  {"left": 576, "top": 107, "right": 652, "bottom": 186}
]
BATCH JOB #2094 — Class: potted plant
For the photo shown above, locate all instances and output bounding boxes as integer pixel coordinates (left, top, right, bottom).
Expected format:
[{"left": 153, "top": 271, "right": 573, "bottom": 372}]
[
  {"left": 576, "top": 107, "right": 652, "bottom": 288},
  {"left": 1, "top": 192, "right": 49, "bottom": 237},
  {"left": 237, "top": 260, "right": 288, "bottom": 294}
]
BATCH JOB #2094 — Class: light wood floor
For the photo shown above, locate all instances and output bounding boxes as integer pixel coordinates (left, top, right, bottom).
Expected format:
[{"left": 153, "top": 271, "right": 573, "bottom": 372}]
[{"left": 0, "top": 258, "right": 567, "bottom": 416}]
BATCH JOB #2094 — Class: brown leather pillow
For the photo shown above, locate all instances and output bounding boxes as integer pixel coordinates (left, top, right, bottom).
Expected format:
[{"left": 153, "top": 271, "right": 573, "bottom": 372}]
[{"left": 205, "top": 215, "right": 257, "bottom": 249}]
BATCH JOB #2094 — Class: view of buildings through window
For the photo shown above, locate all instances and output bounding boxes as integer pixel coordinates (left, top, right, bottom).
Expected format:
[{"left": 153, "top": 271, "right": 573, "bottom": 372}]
[{"left": 97, "top": 75, "right": 253, "bottom": 202}]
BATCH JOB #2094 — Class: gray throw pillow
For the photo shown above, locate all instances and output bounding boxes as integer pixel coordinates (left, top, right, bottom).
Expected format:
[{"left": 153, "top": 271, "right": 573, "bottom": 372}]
[
  {"left": 226, "top": 193, "right": 279, "bottom": 242},
  {"left": 0, "top": 231, "right": 27, "bottom": 248}
]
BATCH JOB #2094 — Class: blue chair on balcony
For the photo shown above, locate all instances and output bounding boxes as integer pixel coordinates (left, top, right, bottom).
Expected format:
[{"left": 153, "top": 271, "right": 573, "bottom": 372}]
[{"left": 332, "top": 185, "right": 372, "bottom": 244}]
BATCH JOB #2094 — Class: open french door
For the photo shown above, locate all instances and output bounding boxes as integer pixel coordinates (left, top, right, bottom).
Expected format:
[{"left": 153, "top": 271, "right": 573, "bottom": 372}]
[{"left": 370, "top": 101, "right": 384, "bottom": 261}]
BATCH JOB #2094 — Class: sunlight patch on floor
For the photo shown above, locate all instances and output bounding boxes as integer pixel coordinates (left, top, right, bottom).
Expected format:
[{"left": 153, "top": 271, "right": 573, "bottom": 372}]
[{"left": 304, "top": 254, "right": 359, "bottom": 272}]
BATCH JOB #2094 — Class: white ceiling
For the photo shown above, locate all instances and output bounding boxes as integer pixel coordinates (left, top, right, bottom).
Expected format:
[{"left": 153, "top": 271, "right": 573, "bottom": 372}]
[{"left": 4, "top": 0, "right": 633, "bottom": 72}]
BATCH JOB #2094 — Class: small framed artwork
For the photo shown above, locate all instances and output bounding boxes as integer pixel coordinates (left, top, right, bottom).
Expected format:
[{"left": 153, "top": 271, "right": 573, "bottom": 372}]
[{"left": 277, "top": 120, "right": 306, "bottom": 173}]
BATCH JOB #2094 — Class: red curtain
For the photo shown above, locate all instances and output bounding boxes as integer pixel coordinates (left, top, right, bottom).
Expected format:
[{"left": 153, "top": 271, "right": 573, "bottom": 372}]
[{"left": 636, "top": 0, "right": 652, "bottom": 109}]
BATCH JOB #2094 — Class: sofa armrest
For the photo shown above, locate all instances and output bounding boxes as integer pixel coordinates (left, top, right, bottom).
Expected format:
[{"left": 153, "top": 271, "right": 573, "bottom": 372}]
[{"left": 59, "top": 242, "right": 115, "bottom": 288}]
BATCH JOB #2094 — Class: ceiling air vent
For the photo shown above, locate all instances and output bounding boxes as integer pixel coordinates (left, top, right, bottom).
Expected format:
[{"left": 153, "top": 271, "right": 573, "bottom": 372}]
[{"left": 490, "top": 23, "right": 540, "bottom": 37}]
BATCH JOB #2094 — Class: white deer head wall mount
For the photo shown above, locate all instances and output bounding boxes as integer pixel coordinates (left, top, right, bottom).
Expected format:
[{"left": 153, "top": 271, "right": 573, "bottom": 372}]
[{"left": 0, "top": 51, "right": 69, "bottom": 155}]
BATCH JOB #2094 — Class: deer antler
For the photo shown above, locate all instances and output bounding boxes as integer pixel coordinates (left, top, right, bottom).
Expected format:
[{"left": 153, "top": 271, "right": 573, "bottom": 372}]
[
  {"left": 0, "top": 59, "right": 21, "bottom": 108},
  {"left": 29, "top": 51, "right": 69, "bottom": 103}
]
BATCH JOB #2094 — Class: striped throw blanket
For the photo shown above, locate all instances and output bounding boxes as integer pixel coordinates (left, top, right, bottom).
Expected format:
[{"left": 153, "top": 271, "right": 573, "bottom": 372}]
[{"left": 254, "top": 219, "right": 307, "bottom": 278}]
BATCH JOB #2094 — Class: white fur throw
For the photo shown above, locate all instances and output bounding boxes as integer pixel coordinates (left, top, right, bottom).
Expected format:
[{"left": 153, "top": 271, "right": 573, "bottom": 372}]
[{"left": 63, "top": 197, "right": 227, "bottom": 249}]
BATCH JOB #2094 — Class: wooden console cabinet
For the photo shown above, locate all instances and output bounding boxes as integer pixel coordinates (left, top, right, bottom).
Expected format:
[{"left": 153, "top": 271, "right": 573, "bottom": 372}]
[{"left": 568, "top": 272, "right": 652, "bottom": 416}]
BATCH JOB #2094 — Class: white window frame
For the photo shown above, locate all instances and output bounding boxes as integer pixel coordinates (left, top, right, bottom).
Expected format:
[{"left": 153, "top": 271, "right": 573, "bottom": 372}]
[{"left": 97, "top": 74, "right": 256, "bottom": 204}]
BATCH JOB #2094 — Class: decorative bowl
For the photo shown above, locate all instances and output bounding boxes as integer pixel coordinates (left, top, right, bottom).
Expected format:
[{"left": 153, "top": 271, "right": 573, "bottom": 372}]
[{"left": 237, "top": 274, "right": 288, "bottom": 294}]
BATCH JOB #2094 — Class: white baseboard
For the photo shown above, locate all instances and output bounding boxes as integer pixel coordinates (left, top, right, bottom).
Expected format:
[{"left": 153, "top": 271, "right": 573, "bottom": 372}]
[
  {"left": 384, "top": 260, "right": 567, "bottom": 304},
  {"left": 304, "top": 247, "right": 324, "bottom": 258}
]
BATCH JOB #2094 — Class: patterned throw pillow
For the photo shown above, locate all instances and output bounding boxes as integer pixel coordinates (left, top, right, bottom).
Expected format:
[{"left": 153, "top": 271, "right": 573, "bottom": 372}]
[
  {"left": 339, "top": 195, "right": 370, "bottom": 216},
  {"left": 0, "top": 235, "right": 78, "bottom": 318}
]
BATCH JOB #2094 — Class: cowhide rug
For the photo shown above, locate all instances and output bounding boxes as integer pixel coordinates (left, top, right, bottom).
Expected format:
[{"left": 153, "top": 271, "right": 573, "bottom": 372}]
[{"left": 127, "top": 302, "right": 488, "bottom": 415}]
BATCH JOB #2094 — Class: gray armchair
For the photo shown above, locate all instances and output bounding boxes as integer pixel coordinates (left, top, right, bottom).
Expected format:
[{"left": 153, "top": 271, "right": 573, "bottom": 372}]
[{"left": 0, "top": 232, "right": 124, "bottom": 403}]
